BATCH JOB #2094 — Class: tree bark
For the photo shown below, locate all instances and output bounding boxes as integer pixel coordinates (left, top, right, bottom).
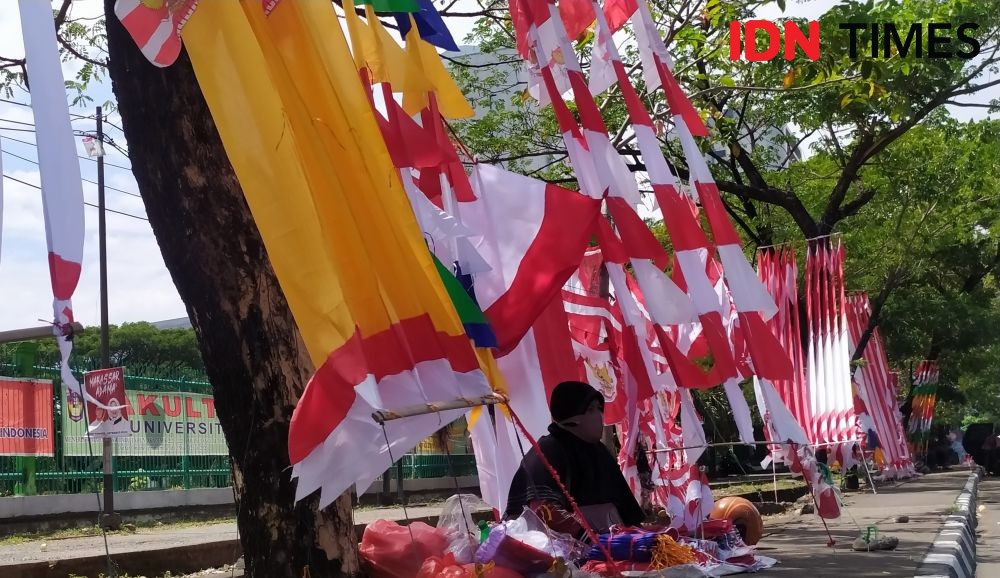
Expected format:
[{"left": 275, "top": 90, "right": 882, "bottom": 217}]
[{"left": 104, "top": 5, "right": 359, "bottom": 576}]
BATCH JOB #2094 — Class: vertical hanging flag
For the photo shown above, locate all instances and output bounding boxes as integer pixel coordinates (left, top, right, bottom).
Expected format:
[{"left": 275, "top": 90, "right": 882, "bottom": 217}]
[
  {"left": 177, "top": 0, "right": 494, "bottom": 506},
  {"left": 757, "top": 246, "right": 809, "bottom": 464},
  {"left": 802, "top": 238, "right": 857, "bottom": 467},
  {"left": 18, "top": 0, "right": 86, "bottom": 398},
  {"left": 845, "top": 292, "right": 912, "bottom": 478}
]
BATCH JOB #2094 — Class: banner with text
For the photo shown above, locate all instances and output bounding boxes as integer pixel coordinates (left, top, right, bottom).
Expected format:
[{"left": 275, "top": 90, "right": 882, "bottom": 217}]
[
  {"left": 0, "top": 377, "right": 55, "bottom": 457},
  {"left": 62, "top": 388, "right": 228, "bottom": 456},
  {"left": 82, "top": 367, "right": 130, "bottom": 438}
]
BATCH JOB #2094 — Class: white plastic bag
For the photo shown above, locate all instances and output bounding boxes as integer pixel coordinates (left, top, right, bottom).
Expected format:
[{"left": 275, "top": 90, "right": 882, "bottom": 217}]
[{"left": 437, "top": 494, "right": 482, "bottom": 564}]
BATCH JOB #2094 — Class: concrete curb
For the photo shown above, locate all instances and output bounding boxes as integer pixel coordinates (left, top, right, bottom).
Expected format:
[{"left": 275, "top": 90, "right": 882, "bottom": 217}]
[{"left": 914, "top": 468, "right": 982, "bottom": 578}]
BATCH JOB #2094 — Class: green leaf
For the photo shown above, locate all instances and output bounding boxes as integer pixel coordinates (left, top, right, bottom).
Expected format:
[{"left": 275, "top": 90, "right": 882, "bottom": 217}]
[
  {"left": 860, "top": 60, "right": 873, "bottom": 79},
  {"left": 776, "top": 0, "right": 786, "bottom": 11},
  {"left": 841, "top": 93, "right": 853, "bottom": 108},
  {"left": 719, "top": 75, "right": 736, "bottom": 87}
]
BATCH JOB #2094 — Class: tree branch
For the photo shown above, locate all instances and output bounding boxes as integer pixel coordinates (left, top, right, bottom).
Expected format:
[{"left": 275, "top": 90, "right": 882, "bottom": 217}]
[
  {"left": 57, "top": 36, "right": 106, "bottom": 67},
  {"left": 54, "top": 0, "right": 72, "bottom": 29}
]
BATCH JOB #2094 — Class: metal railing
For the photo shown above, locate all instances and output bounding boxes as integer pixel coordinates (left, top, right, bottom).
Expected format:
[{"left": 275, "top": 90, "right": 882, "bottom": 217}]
[{"left": 1, "top": 360, "right": 479, "bottom": 497}]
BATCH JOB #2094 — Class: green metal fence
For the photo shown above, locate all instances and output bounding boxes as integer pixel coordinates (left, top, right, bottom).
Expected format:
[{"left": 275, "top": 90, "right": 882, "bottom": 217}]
[
  {"left": 0, "top": 361, "right": 232, "bottom": 497},
  {"left": 1, "top": 360, "right": 478, "bottom": 497}
]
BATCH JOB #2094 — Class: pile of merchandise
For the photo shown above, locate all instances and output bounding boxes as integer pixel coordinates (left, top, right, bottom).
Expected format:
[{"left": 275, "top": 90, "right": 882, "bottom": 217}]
[{"left": 359, "top": 496, "right": 775, "bottom": 578}]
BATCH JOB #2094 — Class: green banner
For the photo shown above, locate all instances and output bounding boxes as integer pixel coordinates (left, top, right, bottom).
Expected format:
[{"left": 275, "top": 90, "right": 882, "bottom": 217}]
[{"left": 61, "top": 388, "right": 228, "bottom": 456}]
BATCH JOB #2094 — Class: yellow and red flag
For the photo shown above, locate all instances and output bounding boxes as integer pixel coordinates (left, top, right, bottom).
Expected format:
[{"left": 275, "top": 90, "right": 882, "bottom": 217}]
[{"left": 178, "top": 0, "right": 491, "bottom": 506}]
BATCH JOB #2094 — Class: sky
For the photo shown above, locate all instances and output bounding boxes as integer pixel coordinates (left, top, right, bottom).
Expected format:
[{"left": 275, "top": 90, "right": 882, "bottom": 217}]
[{"left": 0, "top": 0, "right": 996, "bottom": 333}]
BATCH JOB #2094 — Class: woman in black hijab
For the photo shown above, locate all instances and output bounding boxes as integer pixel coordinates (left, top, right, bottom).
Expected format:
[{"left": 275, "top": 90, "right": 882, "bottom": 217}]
[{"left": 505, "top": 381, "right": 644, "bottom": 538}]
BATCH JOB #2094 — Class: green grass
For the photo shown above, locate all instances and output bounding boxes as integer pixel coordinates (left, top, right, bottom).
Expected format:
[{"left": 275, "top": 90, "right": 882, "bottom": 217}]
[{"left": 712, "top": 477, "right": 806, "bottom": 498}]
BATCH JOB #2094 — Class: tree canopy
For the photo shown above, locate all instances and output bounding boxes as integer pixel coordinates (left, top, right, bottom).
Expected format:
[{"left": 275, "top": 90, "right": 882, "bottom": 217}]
[{"left": 1, "top": 322, "right": 206, "bottom": 380}]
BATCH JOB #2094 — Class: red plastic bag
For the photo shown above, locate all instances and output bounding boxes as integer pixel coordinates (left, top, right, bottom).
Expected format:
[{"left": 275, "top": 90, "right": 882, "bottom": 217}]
[
  {"left": 418, "top": 554, "right": 471, "bottom": 578},
  {"left": 360, "top": 519, "right": 449, "bottom": 578}
]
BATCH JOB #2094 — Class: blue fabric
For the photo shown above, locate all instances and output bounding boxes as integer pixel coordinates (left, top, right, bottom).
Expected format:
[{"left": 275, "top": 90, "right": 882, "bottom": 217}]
[{"left": 394, "top": 0, "right": 460, "bottom": 52}]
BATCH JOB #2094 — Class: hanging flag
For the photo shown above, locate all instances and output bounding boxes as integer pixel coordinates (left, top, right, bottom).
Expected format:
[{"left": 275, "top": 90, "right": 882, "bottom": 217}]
[
  {"left": 587, "top": 9, "right": 737, "bottom": 390},
  {"left": 755, "top": 377, "right": 841, "bottom": 519},
  {"left": 630, "top": 0, "right": 707, "bottom": 136},
  {"left": 516, "top": 0, "right": 641, "bottom": 205},
  {"left": 18, "top": 0, "right": 86, "bottom": 399},
  {"left": 465, "top": 163, "right": 602, "bottom": 354},
  {"left": 401, "top": 18, "right": 474, "bottom": 118},
  {"left": 344, "top": 0, "right": 410, "bottom": 85},
  {"left": 800, "top": 239, "right": 858, "bottom": 468},
  {"left": 394, "top": 0, "right": 460, "bottom": 52},
  {"left": 757, "top": 246, "right": 809, "bottom": 465},
  {"left": 179, "top": 0, "right": 496, "bottom": 506},
  {"left": 674, "top": 118, "right": 791, "bottom": 383},
  {"left": 416, "top": 97, "right": 476, "bottom": 204}
]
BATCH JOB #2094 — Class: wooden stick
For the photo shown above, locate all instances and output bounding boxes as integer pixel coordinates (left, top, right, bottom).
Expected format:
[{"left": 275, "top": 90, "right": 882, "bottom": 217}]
[{"left": 372, "top": 393, "right": 508, "bottom": 424}]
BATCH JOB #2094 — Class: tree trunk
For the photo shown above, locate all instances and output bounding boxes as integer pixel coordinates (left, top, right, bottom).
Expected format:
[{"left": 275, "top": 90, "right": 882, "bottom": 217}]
[{"left": 104, "top": 5, "right": 359, "bottom": 576}]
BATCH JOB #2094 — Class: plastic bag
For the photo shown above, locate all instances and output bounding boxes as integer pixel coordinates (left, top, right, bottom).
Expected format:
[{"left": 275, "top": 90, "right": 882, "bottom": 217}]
[
  {"left": 360, "top": 519, "right": 449, "bottom": 578},
  {"left": 418, "top": 553, "right": 472, "bottom": 578},
  {"left": 437, "top": 494, "right": 482, "bottom": 564},
  {"left": 475, "top": 508, "right": 587, "bottom": 574}
]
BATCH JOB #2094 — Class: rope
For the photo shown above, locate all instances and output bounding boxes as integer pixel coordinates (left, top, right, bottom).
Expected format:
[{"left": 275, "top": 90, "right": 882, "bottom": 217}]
[
  {"left": 504, "top": 404, "right": 621, "bottom": 576},
  {"left": 441, "top": 432, "right": 475, "bottom": 541},
  {"left": 380, "top": 424, "right": 417, "bottom": 546},
  {"left": 79, "top": 390, "right": 118, "bottom": 578},
  {"left": 440, "top": 116, "right": 477, "bottom": 165}
]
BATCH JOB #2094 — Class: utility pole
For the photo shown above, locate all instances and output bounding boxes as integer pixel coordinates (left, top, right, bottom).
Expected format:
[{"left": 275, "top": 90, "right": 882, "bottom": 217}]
[{"left": 95, "top": 106, "right": 120, "bottom": 531}]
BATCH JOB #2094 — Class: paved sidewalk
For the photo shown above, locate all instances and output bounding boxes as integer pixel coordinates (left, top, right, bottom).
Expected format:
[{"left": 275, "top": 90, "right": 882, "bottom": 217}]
[
  {"left": 0, "top": 503, "right": 458, "bottom": 568},
  {"left": 975, "top": 476, "right": 1000, "bottom": 576},
  {"left": 757, "top": 469, "right": 973, "bottom": 577}
]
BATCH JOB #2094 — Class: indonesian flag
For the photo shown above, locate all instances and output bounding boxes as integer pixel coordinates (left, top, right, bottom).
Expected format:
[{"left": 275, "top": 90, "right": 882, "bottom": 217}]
[
  {"left": 19, "top": 0, "right": 86, "bottom": 399},
  {"left": 180, "top": 0, "right": 495, "bottom": 507},
  {"left": 464, "top": 164, "right": 602, "bottom": 355},
  {"left": 674, "top": 118, "right": 791, "bottom": 382},
  {"left": 516, "top": 0, "right": 641, "bottom": 205},
  {"left": 757, "top": 246, "right": 809, "bottom": 465},
  {"left": 803, "top": 239, "right": 857, "bottom": 465},
  {"left": 589, "top": 8, "right": 736, "bottom": 390},
  {"left": 755, "top": 377, "right": 840, "bottom": 519},
  {"left": 563, "top": 248, "right": 632, "bottom": 424},
  {"left": 630, "top": 0, "right": 707, "bottom": 136}
]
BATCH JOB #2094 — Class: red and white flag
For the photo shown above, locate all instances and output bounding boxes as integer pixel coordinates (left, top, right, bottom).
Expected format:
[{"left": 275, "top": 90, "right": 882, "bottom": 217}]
[
  {"left": 19, "top": 0, "right": 87, "bottom": 399},
  {"left": 803, "top": 239, "right": 858, "bottom": 468},
  {"left": 465, "top": 163, "right": 602, "bottom": 354},
  {"left": 846, "top": 293, "right": 914, "bottom": 478}
]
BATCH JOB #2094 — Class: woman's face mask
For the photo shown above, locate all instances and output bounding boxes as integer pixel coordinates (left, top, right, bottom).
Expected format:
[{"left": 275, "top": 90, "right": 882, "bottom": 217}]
[{"left": 560, "top": 401, "right": 605, "bottom": 443}]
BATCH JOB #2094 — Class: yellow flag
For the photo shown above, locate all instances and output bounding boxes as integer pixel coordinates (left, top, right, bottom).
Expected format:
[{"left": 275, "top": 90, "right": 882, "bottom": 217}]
[
  {"left": 342, "top": 0, "right": 408, "bottom": 85},
  {"left": 181, "top": 0, "right": 490, "bottom": 507},
  {"left": 401, "top": 18, "right": 474, "bottom": 119}
]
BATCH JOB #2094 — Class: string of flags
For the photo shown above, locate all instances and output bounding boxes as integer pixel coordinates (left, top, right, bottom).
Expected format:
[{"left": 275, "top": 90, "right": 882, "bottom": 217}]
[{"left": 103, "top": 0, "right": 929, "bottom": 525}]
